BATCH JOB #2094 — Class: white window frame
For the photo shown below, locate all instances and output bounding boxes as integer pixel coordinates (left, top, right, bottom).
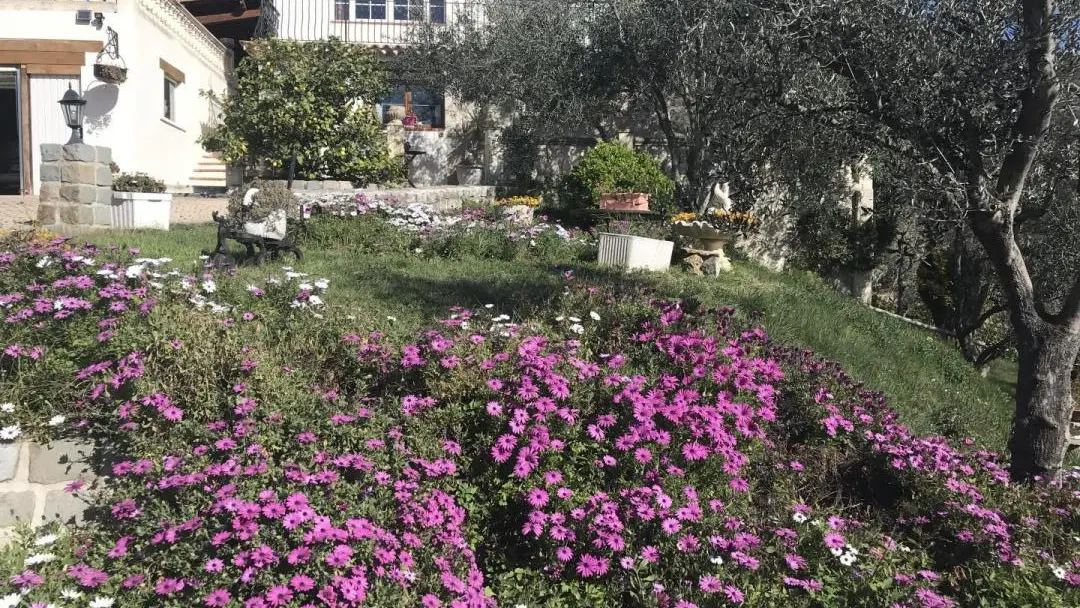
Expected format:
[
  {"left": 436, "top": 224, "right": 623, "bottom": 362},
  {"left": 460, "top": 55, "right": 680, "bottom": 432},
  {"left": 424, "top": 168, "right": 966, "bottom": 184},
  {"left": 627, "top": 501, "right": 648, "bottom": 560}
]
[
  {"left": 163, "top": 76, "right": 178, "bottom": 122},
  {"left": 339, "top": 0, "right": 445, "bottom": 22}
]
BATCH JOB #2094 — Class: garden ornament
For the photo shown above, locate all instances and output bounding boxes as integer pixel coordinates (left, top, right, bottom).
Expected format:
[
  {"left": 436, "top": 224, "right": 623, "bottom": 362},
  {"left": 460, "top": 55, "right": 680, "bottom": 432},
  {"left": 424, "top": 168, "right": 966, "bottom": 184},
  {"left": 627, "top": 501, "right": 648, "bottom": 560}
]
[
  {"left": 710, "top": 181, "right": 732, "bottom": 212},
  {"left": 242, "top": 187, "right": 260, "bottom": 207}
]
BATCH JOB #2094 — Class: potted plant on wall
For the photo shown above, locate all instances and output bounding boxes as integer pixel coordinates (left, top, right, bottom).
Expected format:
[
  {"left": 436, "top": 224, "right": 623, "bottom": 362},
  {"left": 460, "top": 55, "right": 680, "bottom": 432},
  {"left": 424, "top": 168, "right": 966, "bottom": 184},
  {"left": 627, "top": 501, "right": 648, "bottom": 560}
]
[
  {"left": 557, "top": 142, "right": 676, "bottom": 214},
  {"left": 111, "top": 172, "right": 171, "bottom": 230}
]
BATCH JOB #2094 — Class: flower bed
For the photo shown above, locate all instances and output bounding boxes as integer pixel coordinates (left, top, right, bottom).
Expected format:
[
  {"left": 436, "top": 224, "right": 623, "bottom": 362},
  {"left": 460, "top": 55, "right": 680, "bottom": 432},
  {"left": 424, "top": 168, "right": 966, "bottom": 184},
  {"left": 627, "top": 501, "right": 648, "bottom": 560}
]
[{"left": 1, "top": 234, "right": 1080, "bottom": 607}]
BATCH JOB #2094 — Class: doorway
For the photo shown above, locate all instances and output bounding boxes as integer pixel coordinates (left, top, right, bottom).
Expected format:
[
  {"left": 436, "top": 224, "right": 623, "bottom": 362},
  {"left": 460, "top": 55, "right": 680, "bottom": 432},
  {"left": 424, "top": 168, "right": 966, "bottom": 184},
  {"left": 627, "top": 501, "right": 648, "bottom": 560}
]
[{"left": 0, "top": 68, "right": 20, "bottom": 195}]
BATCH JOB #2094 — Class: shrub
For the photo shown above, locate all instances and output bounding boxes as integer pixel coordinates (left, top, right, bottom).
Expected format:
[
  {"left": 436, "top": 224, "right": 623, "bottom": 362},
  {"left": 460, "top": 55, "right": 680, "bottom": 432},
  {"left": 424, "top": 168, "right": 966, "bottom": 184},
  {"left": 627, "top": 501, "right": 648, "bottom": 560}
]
[
  {"left": 200, "top": 38, "right": 394, "bottom": 183},
  {"left": 294, "top": 213, "right": 418, "bottom": 255},
  {"left": 226, "top": 180, "right": 298, "bottom": 224},
  {"left": 557, "top": 142, "right": 676, "bottom": 214},
  {"left": 112, "top": 172, "right": 165, "bottom": 193}
]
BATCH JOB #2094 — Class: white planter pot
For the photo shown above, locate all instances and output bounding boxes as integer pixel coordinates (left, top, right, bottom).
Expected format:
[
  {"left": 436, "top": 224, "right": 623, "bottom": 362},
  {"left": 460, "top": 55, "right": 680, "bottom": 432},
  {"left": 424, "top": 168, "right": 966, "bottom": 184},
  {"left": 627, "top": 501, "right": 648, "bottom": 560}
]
[
  {"left": 597, "top": 232, "right": 674, "bottom": 272},
  {"left": 110, "top": 192, "right": 172, "bottom": 230},
  {"left": 242, "top": 209, "right": 287, "bottom": 240}
]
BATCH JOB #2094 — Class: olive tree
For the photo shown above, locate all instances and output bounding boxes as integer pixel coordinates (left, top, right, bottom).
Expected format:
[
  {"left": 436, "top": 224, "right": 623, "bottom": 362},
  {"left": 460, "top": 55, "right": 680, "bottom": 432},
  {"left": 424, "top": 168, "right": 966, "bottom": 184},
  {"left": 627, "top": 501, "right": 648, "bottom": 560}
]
[{"left": 766, "top": 0, "right": 1080, "bottom": 479}]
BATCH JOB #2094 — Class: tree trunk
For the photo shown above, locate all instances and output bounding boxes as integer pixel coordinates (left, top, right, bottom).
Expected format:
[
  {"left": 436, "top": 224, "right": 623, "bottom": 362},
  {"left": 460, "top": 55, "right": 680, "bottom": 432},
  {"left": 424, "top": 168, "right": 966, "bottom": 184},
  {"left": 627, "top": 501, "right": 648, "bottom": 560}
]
[{"left": 1009, "top": 320, "right": 1080, "bottom": 481}]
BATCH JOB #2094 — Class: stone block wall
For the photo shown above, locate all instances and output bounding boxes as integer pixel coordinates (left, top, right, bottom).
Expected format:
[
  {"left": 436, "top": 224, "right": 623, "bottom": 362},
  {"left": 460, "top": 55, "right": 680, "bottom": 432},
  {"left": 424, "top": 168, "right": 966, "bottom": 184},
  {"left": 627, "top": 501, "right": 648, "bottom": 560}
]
[
  {"left": 0, "top": 440, "right": 96, "bottom": 544},
  {"left": 37, "top": 144, "right": 114, "bottom": 233},
  {"left": 297, "top": 185, "right": 495, "bottom": 214}
]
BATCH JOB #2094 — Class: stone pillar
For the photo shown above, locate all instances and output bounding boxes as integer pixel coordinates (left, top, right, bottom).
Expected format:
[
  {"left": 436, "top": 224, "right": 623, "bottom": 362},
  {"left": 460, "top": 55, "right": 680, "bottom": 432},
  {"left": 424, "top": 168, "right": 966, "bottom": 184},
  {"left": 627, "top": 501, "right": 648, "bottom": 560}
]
[{"left": 37, "top": 143, "right": 114, "bottom": 233}]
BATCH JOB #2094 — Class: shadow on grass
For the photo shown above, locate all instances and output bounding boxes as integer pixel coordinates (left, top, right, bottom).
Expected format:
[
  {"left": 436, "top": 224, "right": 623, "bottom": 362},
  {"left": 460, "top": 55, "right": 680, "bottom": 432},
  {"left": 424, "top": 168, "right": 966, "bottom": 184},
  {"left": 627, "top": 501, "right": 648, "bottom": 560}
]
[{"left": 342, "top": 258, "right": 664, "bottom": 323}]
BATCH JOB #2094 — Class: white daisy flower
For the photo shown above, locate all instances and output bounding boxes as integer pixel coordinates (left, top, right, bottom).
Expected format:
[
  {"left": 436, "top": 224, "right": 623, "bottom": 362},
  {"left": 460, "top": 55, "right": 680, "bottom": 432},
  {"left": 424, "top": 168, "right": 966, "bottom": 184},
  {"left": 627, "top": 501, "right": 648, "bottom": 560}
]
[
  {"left": 34, "top": 534, "right": 58, "bottom": 546},
  {"left": 387, "top": 316, "right": 397, "bottom": 322},
  {"left": 569, "top": 323, "right": 585, "bottom": 335},
  {"left": 314, "top": 279, "right": 329, "bottom": 290},
  {"left": 1052, "top": 565, "right": 1067, "bottom": 579},
  {"left": 0, "top": 403, "right": 13, "bottom": 413},
  {"left": 25, "top": 552, "right": 56, "bottom": 566},
  {"left": 0, "top": 425, "right": 21, "bottom": 440},
  {"left": 710, "top": 555, "right": 724, "bottom": 565},
  {"left": 61, "top": 589, "right": 83, "bottom": 600},
  {"left": 555, "top": 316, "right": 565, "bottom": 322},
  {"left": 589, "top": 311, "right": 601, "bottom": 321},
  {"left": 298, "top": 283, "right": 314, "bottom": 291},
  {"left": 47, "top": 415, "right": 65, "bottom": 426},
  {"left": 0, "top": 593, "right": 21, "bottom": 608},
  {"left": 792, "top": 512, "right": 808, "bottom": 523},
  {"left": 829, "top": 546, "right": 844, "bottom": 557},
  {"left": 308, "top": 295, "right": 323, "bottom": 307},
  {"left": 568, "top": 316, "right": 582, "bottom": 323},
  {"left": 124, "top": 264, "right": 144, "bottom": 279},
  {"left": 88, "top": 597, "right": 115, "bottom": 608},
  {"left": 839, "top": 553, "right": 857, "bottom": 566},
  {"left": 484, "top": 304, "right": 495, "bottom": 309},
  {"left": 201, "top": 279, "right": 217, "bottom": 293}
]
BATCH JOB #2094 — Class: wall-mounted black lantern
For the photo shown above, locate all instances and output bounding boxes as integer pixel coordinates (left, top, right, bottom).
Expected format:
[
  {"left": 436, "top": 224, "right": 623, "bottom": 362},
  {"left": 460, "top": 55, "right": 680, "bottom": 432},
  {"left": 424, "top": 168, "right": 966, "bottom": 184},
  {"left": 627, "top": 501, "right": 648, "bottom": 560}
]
[{"left": 59, "top": 85, "right": 86, "bottom": 145}]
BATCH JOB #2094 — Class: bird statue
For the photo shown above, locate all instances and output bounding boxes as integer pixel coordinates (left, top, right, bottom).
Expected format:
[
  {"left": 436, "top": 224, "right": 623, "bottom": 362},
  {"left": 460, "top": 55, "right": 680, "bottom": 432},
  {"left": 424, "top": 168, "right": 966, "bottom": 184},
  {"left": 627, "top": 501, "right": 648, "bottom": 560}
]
[{"left": 709, "top": 181, "right": 732, "bottom": 212}]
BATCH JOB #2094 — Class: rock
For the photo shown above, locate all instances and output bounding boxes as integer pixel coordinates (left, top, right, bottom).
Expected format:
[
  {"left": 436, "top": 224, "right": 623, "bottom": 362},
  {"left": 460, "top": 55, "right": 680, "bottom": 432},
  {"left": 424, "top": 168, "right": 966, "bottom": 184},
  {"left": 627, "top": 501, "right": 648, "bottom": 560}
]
[
  {"left": 500, "top": 204, "right": 534, "bottom": 225},
  {"left": 0, "top": 443, "right": 19, "bottom": 482},
  {"left": 61, "top": 144, "right": 96, "bottom": 163},
  {"left": 38, "top": 490, "right": 89, "bottom": 526},
  {"left": 28, "top": 440, "right": 95, "bottom": 484},
  {"left": 0, "top": 492, "right": 34, "bottom": 527},
  {"left": 40, "top": 144, "right": 63, "bottom": 163},
  {"left": 682, "top": 253, "right": 704, "bottom": 275}
]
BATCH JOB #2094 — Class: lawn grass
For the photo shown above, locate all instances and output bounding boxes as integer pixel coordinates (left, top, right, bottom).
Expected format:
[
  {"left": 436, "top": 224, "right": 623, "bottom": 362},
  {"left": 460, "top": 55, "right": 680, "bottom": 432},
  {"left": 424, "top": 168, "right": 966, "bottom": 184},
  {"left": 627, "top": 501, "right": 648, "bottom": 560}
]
[{"left": 83, "top": 223, "right": 1017, "bottom": 448}]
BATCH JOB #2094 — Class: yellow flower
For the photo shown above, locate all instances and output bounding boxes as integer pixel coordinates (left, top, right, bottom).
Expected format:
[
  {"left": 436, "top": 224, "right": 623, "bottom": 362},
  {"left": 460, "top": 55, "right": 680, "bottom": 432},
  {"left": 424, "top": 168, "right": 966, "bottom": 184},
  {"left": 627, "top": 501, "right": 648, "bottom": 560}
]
[{"left": 496, "top": 196, "right": 541, "bottom": 208}]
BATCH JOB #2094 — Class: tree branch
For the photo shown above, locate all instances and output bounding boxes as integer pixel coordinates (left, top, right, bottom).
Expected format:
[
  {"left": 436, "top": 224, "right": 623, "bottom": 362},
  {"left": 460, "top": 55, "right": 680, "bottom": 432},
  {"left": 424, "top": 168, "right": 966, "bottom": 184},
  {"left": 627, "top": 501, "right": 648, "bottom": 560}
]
[
  {"left": 993, "top": 0, "right": 1059, "bottom": 215},
  {"left": 959, "top": 303, "right": 1007, "bottom": 339}
]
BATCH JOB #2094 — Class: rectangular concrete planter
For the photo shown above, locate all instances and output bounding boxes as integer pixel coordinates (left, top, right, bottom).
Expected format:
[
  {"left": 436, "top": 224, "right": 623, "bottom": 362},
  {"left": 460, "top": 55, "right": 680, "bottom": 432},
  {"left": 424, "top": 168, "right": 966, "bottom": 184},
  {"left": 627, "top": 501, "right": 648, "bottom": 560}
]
[
  {"left": 111, "top": 192, "right": 172, "bottom": 230},
  {"left": 597, "top": 232, "right": 673, "bottom": 272}
]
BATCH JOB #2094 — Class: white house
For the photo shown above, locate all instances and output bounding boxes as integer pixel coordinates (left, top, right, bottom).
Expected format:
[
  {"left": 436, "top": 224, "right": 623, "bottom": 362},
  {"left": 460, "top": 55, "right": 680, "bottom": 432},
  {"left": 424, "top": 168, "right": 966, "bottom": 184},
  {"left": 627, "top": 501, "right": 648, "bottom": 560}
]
[{"left": 0, "top": 0, "right": 232, "bottom": 196}]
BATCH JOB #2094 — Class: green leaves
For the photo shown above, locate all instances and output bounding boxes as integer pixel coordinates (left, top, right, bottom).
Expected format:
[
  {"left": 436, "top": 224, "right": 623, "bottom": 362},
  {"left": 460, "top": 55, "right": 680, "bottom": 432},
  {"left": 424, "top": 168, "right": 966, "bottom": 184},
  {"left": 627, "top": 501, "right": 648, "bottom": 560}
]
[{"left": 200, "top": 38, "right": 397, "bottom": 184}]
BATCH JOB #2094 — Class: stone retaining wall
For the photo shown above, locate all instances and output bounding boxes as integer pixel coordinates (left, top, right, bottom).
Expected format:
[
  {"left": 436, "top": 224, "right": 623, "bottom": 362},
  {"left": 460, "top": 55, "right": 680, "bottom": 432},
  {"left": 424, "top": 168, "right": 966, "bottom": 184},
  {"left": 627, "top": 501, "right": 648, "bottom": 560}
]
[
  {"left": 297, "top": 185, "right": 495, "bottom": 214},
  {"left": 0, "top": 440, "right": 96, "bottom": 543},
  {"left": 37, "top": 144, "right": 115, "bottom": 233}
]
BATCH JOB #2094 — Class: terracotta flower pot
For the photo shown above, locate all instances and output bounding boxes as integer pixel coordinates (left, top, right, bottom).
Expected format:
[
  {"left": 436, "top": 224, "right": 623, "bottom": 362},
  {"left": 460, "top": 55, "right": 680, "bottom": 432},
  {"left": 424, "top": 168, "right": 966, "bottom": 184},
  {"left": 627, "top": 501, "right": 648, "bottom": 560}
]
[{"left": 599, "top": 192, "right": 650, "bottom": 211}]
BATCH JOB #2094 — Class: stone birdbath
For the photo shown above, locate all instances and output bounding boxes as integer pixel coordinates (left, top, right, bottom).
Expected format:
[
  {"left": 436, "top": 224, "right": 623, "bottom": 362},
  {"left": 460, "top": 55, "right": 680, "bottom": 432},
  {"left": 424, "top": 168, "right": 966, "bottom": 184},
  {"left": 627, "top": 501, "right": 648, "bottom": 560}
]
[{"left": 672, "top": 220, "right": 736, "bottom": 275}]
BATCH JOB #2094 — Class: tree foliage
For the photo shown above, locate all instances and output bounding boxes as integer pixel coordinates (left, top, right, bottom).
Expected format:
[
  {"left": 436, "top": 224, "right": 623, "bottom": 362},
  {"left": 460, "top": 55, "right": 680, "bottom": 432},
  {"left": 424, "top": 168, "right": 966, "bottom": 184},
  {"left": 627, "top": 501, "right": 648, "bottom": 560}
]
[
  {"left": 201, "top": 38, "right": 398, "bottom": 183},
  {"left": 765, "top": 0, "right": 1080, "bottom": 479}
]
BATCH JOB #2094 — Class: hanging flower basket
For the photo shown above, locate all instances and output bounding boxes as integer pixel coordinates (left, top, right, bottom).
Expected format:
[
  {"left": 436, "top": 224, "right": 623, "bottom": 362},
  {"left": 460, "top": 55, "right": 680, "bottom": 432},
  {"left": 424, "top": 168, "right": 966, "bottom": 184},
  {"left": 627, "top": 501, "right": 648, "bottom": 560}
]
[
  {"left": 93, "top": 63, "right": 127, "bottom": 84},
  {"left": 94, "top": 27, "right": 128, "bottom": 85}
]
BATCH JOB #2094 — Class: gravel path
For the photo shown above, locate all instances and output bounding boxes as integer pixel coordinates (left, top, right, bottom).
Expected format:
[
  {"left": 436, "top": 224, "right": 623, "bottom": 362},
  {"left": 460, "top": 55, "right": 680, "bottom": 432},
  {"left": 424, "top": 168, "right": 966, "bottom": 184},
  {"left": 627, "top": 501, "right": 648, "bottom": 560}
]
[{"left": 0, "top": 195, "right": 227, "bottom": 229}]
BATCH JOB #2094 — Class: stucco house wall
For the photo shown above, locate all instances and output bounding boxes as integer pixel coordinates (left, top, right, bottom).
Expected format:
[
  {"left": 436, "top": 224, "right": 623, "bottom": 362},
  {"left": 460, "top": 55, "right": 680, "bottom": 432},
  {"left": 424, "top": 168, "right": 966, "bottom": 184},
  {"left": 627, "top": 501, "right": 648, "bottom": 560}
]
[{"left": 0, "top": 0, "right": 230, "bottom": 194}]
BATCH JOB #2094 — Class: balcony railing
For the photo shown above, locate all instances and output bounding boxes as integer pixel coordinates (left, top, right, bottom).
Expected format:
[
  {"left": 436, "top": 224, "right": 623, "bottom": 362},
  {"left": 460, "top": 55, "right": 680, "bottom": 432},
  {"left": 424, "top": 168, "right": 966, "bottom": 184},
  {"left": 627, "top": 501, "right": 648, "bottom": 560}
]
[{"left": 274, "top": 0, "right": 484, "bottom": 45}]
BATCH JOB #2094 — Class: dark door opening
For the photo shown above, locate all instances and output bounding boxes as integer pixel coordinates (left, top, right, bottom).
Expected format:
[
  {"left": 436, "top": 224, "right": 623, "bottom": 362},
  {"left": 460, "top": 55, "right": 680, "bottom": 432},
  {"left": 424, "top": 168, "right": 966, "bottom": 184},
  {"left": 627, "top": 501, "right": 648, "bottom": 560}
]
[{"left": 0, "top": 69, "right": 20, "bottom": 195}]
